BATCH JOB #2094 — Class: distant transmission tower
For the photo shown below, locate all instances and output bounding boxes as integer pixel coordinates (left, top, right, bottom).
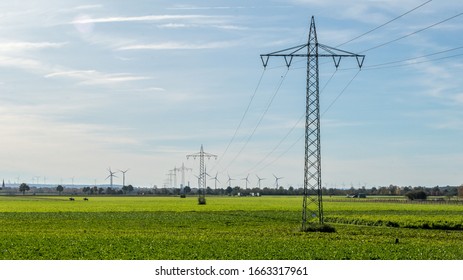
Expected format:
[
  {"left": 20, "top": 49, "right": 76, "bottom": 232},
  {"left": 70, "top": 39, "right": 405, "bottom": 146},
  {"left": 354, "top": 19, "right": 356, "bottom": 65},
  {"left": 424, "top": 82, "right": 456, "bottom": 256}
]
[
  {"left": 261, "top": 16, "right": 365, "bottom": 230},
  {"left": 186, "top": 145, "right": 217, "bottom": 204},
  {"left": 175, "top": 162, "right": 192, "bottom": 189}
]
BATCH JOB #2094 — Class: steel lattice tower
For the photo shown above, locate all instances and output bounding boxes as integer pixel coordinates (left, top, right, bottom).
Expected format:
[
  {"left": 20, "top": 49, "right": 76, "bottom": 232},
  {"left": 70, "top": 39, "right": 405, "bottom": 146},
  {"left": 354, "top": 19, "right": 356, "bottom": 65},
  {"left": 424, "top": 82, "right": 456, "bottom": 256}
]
[
  {"left": 187, "top": 145, "right": 217, "bottom": 204},
  {"left": 261, "top": 16, "right": 365, "bottom": 230}
]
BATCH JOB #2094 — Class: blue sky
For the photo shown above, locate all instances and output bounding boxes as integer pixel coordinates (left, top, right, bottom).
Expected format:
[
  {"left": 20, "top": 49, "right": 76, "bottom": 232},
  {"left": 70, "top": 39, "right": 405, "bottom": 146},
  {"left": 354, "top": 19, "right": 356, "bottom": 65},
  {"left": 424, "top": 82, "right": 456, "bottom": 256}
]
[{"left": 0, "top": 0, "right": 462, "bottom": 188}]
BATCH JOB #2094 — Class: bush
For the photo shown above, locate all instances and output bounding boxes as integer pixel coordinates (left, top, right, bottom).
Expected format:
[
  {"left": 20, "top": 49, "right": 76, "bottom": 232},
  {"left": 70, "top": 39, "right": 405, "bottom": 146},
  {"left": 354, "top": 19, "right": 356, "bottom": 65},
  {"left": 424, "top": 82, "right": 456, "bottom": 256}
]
[
  {"left": 301, "top": 223, "right": 336, "bottom": 233},
  {"left": 198, "top": 197, "right": 206, "bottom": 205},
  {"left": 405, "top": 190, "right": 427, "bottom": 200}
]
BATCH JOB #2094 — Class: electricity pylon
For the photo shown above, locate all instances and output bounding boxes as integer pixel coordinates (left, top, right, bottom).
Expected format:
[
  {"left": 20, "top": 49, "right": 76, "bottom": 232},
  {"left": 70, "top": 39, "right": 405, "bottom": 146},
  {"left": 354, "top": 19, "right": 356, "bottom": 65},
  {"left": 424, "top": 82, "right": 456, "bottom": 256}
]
[
  {"left": 261, "top": 16, "right": 365, "bottom": 230},
  {"left": 186, "top": 145, "right": 217, "bottom": 204},
  {"left": 175, "top": 162, "right": 192, "bottom": 188}
]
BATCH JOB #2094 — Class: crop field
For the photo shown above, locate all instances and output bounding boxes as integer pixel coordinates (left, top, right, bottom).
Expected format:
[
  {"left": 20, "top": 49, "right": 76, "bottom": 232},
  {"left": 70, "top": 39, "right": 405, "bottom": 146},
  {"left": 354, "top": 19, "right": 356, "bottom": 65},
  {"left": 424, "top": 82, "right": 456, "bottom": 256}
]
[{"left": 0, "top": 195, "right": 462, "bottom": 260}]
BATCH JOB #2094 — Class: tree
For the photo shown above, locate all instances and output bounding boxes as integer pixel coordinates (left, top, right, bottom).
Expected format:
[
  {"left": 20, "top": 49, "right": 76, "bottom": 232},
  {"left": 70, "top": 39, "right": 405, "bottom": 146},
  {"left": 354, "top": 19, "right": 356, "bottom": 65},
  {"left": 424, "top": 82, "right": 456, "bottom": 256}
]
[
  {"left": 56, "top": 185, "right": 64, "bottom": 195},
  {"left": 405, "top": 190, "right": 427, "bottom": 200},
  {"left": 458, "top": 185, "right": 463, "bottom": 199},
  {"left": 122, "top": 185, "right": 128, "bottom": 194},
  {"left": 19, "top": 183, "right": 30, "bottom": 195},
  {"left": 122, "top": 185, "right": 134, "bottom": 194}
]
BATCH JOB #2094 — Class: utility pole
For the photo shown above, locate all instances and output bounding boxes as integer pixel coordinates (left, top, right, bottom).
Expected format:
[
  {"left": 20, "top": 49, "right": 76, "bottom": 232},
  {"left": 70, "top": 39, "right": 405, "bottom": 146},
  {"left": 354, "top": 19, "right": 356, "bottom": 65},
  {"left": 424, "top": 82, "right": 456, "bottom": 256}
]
[
  {"left": 166, "top": 170, "right": 175, "bottom": 189},
  {"left": 186, "top": 145, "right": 217, "bottom": 204},
  {"left": 175, "top": 162, "right": 192, "bottom": 189},
  {"left": 261, "top": 16, "right": 364, "bottom": 230},
  {"left": 170, "top": 167, "right": 178, "bottom": 188}
]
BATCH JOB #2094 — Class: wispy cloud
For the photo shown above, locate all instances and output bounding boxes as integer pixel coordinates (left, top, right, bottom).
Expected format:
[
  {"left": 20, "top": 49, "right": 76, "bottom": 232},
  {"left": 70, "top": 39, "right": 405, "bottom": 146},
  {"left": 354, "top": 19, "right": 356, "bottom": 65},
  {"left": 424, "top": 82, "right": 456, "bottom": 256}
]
[
  {"left": 168, "top": 5, "right": 247, "bottom": 10},
  {"left": 73, "top": 4, "right": 104, "bottom": 11},
  {"left": 0, "top": 55, "right": 45, "bottom": 72},
  {"left": 45, "top": 70, "right": 151, "bottom": 86},
  {"left": 0, "top": 41, "right": 67, "bottom": 52},
  {"left": 71, "top": 14, "right": 224, "bottom": 24},
  {"left": 118, "top": 40, "right": 239, "bottom": 51}
]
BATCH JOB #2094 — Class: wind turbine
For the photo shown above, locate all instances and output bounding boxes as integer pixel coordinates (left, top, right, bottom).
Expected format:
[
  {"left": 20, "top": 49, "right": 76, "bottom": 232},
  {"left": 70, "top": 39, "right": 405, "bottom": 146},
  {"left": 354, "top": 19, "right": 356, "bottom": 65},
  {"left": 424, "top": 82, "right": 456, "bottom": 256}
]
[
  {"left": 119, "top": 169, "right": 129, "bottom": 187},
  {"left": 273, "top": 174, "right": 284, "bottom": 189},
  {"left": 241, "top": 174, "right": 250, "bottom": 189},
  {"left": 210, "top": 172, "right": 220, "bottom": 190},
  {"left": 227, "top": 174, "right": 235, "bottom": 188},
  {"left": 256, "top": 174, "right": 265, "bottom": 188},
  {"left": 106, "top": 168, "right": 117, "bottom": 188}
]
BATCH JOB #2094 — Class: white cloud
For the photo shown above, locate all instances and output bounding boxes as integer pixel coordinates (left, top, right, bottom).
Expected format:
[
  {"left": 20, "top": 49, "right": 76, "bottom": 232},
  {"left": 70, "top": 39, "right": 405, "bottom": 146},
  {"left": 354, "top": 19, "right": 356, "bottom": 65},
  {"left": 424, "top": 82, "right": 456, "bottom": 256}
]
[
  {"left": 118, "top": 40, "right": 239, "bottom": 51},
  {"left": 71, "top": 14, "right": 223, "bottom": 24},
  {"left": 0, "top": 41, "right": 67, "bottom": 52},
  {"left": 45, "top": 70, "right": 151, "bottom": 86},
  {"left": 0, "top": 55, "right": 45, "bottom": 72},
  {"left": 73, "top": 4, "right": 104, "bottom": 11}
]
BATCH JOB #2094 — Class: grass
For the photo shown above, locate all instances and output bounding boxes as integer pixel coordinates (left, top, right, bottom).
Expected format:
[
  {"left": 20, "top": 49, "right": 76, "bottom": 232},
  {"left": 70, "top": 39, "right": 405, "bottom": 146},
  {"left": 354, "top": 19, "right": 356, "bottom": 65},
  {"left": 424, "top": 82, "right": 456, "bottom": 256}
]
[{"left": 0, "top": 195, "right": 462, "bottom": 259}]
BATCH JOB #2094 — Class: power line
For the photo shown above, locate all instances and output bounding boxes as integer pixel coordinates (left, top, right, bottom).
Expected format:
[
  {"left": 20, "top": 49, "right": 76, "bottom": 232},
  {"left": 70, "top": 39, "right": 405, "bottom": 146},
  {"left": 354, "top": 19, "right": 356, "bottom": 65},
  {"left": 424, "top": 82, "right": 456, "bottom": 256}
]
[
  {"left": 322, "top": 70, "right": 362, "bottom": 116},
  {"left": 336, "top": 0, "right": 433, "bottom": 48},
  {"left": 257, "top": 70, "right": 362, "bottom": 173},
  {"left": 243, "top": 69, "right": 338, "bottom": 175},
  {"left": 260, "top": 2, "right": 432, "bottom": 70},
  {"left": 212, "top": 69, "right": 266, "bottom": 171},
  {"left": 361, "top": 11, "right": 463, "bottom": 53},
  {"left": 362, "top": 46, "right": 463, "bottom": 70},
  {"left": 222, "top": 68, "right": 290, "bottom": 172}
]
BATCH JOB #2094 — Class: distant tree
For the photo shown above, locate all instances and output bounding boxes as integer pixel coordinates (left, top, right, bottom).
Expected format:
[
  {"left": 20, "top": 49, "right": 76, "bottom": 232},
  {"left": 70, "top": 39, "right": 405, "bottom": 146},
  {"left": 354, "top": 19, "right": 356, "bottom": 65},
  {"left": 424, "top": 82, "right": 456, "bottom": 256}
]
[
  {"left": 19, "top": 183, "right": 30, "bottom": 195},
  {"left": 288, "top": 186, "right": 294, "bottom": 194},
  {"left": 405, "top": 190, "right": 427, "bottom": 200},
  {"left": 458, "top": 185, "right": 463, "bottom": 199},
  {"left": 183, "top": 186, "right": 191, "bottom": 194},
  {"left": 82, "top": 186, "right": 90, "bottom": 194},
  {"left": 56, "top": 185, "right": 64, "bottom": 195},
  {"left": 226, "top": 186, "right": 233, "bottom": 195}
]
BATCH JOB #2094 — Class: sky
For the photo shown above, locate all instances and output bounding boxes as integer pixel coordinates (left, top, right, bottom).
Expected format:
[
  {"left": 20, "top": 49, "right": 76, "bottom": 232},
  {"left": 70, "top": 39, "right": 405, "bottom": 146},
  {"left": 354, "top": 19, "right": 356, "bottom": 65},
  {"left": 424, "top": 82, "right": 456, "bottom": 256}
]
[{"left": 0, "top": 0, "right": 462, "bottom": 189}]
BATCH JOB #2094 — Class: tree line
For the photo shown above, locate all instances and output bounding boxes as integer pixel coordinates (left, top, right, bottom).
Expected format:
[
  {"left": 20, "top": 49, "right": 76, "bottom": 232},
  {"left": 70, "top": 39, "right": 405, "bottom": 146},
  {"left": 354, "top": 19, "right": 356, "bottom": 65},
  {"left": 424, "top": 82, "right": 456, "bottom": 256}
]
[{"left": 5, "top": 183, "right": 463, "bottom": 199}]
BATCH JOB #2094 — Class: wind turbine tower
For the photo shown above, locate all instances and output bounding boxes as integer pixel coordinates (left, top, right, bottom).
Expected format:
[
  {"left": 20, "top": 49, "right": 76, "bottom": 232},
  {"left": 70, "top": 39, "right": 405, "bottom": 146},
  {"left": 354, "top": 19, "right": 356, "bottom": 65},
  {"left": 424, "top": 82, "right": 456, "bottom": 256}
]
[
  {"left": 242, "top": 174, "right": 250, "bottom": 190},
  {"left": 106, "top": 168, "right": 117, "bottom": 189},
  {"left": 210, "top": 172, "right": 220, "bottom": 190},
  {"left": 119, "top": 169, "right": 129, "bottom": 187},
  {"left": 273, "top": 174, "right": 283, "bottom": 189},
  {"left": 256, "top": 175, "right": 265, "bottom": 188},
  {"left": 260, "top": 16, "right": 365, "bottom": 229},
  {"left": 227, "top": 174, "right": 235, "bottom": 188}
]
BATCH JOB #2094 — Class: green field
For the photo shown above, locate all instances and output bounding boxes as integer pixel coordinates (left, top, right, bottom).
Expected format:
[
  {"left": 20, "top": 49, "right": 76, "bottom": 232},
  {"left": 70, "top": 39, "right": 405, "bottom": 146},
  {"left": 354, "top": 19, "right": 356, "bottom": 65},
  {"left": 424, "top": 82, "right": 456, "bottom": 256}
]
[{"left": 0, "top": 195, "right": 462, "bottom": 260}]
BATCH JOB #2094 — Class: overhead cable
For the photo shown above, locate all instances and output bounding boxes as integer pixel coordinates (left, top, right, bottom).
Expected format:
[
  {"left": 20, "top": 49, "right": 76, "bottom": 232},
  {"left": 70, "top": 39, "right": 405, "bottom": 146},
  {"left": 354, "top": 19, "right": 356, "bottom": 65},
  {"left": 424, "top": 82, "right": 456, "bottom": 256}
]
[{"left": 336, "top": 0, "right": 433, "bottom": 48}]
